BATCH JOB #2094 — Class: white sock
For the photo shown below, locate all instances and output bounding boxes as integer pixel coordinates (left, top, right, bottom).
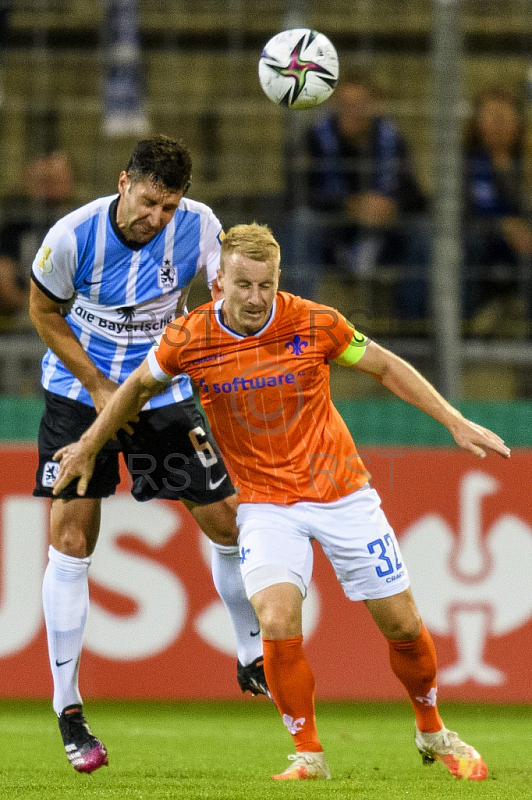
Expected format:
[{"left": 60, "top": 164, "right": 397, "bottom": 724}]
[
  {"left": 210, "top": 542, "right": 263, "bottom": 666},
  {"left": 42, "top": 545, "right": 91, "bottom": 715}
]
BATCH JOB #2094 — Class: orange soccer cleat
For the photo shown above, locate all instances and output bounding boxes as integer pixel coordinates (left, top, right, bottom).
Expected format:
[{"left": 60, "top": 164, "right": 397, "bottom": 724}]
[
  {"left": 415, "top": 726, "right": 488, "bottom": 781},
  {"left": 271, "top": 751, "right": 331, "bottom": 780}
]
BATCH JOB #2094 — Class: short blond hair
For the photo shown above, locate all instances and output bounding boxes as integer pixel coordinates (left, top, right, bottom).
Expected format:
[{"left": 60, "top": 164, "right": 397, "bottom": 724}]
[{"left": 220, "top": 222, "right": 280, "bottom": 271}]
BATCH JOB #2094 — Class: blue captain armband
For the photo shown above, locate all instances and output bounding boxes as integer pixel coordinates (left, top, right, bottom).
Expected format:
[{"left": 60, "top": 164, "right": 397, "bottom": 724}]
[{"left": 334, "top": 330, "right": 368, "bottom": 366}]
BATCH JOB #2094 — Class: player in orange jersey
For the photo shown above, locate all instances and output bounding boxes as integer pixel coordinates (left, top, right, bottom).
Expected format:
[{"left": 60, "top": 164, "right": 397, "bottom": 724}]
[{"left": 52, "top": 223, "right": 509, "bottom": 782}]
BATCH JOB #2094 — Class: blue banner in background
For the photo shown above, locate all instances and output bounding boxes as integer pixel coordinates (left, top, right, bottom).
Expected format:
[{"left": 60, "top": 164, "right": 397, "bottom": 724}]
[{"left": 102, "top": 0, "right": 149, "bottom": 137}]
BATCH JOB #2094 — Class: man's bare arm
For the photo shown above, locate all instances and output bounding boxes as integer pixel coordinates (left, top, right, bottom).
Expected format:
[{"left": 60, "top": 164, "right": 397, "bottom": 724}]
[
  {"left": 29, "top": 282, "right": 118, "bottom": 412},
  {"left": 354, "top": 340, "right": 511, "bottom": 459}
]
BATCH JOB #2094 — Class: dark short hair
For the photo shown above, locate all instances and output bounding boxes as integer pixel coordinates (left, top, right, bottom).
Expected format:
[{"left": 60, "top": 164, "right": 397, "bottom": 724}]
[{"left": 126, "top": 135, "right": 192, "bottom": 193}]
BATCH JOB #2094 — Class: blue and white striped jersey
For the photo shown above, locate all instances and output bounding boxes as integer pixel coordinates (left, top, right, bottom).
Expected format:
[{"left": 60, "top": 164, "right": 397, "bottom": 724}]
[{"left": 31, "top": 194, "right": 222, "bottom": 409}]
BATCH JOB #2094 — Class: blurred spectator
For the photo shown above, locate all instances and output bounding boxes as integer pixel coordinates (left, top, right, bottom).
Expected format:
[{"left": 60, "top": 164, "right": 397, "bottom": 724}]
[
  {"left": 0, "top": 151, "right": 74, "bottom": 332},
  {"left": 279, "top": 69, "right": 429, "bottom": 323},
  {"left": 463, "top": 86, "right": 532, "bottom": 332}
]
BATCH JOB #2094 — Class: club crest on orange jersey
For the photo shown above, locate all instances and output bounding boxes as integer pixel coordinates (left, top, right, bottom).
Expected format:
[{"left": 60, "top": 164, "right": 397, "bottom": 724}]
[{"left": 285, "top": 334, "right": 308, "bottom": 355}]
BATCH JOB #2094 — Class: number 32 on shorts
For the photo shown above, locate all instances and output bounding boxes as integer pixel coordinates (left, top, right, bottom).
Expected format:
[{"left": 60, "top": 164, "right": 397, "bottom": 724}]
[{"left": 367, "top": 533, "right": 403, "bottom": 579}]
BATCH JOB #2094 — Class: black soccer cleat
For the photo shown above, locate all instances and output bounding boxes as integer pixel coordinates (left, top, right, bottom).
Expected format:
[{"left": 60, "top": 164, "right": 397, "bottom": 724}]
[
  {"left": 237, "top": 656, "right": 274, "bottom": 702},
  {"left": 58, "top": 704, "right": 109, "bottom": 773}
]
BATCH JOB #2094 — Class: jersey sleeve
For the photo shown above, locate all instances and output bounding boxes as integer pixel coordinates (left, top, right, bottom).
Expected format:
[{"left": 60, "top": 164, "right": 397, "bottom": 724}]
[
  {"left": 198, "top": 206, "right": 223, "bottom": 289},
  {"left": 147, "top": 346, "right": 174, "bottom": 383},
  {"left": 149, "top": 316, "right": 189, "bottom": 379},
  {"left": 30, "top": 220, "right": 78, "bottom": 303}
]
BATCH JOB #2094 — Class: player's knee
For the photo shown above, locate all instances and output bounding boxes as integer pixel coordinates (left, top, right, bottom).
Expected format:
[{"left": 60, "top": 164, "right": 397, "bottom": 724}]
[
  {"left": 52, "top": 527, "right": 92, "bottom": 558},
  {"left": 256, "top": 604, "right": 301, "bottom": 639},
  {"left": 251, "top": 584, "right": 303, "bottom": 639},
  {"left": 384, "top": 613, "right": 422, "bottom": 641}
]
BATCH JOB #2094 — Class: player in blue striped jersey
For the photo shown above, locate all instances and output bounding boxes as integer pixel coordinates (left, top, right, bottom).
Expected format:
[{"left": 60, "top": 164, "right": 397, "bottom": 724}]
[{"left": 29, "top": 135, "right": 268, "bottom": 774}]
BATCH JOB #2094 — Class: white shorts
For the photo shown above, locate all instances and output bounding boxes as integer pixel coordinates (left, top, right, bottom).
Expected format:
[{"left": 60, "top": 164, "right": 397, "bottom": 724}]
[{"left": 236, "top": 485, "right": 410, "bottom": 602}]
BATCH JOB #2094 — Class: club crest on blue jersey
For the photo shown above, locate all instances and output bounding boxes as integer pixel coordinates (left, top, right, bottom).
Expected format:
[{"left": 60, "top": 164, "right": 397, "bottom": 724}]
[{"left": 158, "top": 264, "right": 177, "bottom": 290}]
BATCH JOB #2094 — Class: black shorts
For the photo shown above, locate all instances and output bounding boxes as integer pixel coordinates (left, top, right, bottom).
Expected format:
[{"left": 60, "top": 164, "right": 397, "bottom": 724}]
[{"left": 34, "top": 390, "right": 235, "bottom": 505}]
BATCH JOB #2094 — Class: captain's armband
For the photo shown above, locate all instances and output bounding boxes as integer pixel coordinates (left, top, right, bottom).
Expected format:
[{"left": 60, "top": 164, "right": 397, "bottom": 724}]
[{"left": 334, "top": 330, "right": 368, "bottom": 366}]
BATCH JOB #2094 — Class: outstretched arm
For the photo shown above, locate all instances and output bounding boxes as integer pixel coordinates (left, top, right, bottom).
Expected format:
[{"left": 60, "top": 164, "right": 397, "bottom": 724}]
[
  {"left": 353, "top": 340, "right": 511, "bottom": 459},
  {"left": 52, "top": 358, "right": 165, "bottom": 496}
]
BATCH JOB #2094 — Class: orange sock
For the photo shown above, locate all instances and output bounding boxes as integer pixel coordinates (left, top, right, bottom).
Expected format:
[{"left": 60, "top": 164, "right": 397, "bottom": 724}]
[
  {"left": 387, "top": 623, "right": 443, "bottom": 733},
  {"left": 262, "top": 636, "right": 322, "bottom": 752}
]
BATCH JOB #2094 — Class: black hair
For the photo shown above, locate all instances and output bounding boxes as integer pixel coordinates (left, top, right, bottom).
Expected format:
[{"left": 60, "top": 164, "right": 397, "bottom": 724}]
[{"left": 125, "top": 134, "right": 192, "bottom": 193}]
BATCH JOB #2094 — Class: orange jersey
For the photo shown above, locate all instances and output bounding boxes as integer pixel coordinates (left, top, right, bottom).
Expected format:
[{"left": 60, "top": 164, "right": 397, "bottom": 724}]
[{"left": 153, "top": 292, "right": 369, "bottom": 504}]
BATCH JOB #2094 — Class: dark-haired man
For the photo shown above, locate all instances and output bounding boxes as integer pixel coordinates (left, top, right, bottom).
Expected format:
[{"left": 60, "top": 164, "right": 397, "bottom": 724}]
[{"left": 29, "top": 136, "right": 268, "bottom": 774}]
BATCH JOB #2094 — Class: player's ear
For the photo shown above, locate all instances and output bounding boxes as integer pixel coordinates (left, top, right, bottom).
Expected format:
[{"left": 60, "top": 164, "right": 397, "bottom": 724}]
[{"left": 117, "top": 171, "right": 130, "bottom": 195}]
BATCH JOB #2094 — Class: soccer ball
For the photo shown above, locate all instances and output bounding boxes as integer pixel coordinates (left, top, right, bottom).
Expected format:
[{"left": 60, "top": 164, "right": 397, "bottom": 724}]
[{"left": 258, "top": 28, "right": 339, "bottom": 109}]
